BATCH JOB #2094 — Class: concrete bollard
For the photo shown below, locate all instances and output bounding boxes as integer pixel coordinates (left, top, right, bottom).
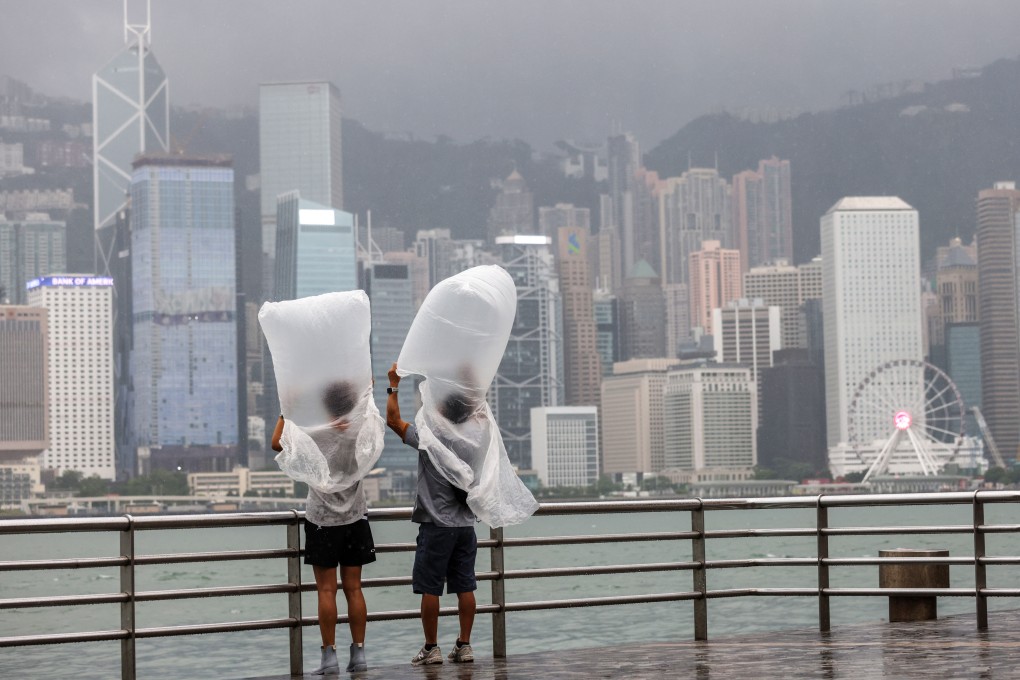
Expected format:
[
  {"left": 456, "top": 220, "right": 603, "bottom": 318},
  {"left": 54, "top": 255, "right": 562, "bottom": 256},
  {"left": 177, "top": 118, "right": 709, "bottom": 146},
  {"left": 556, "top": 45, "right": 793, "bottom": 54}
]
[{"left": 878, "top": 548, "right": 950, "bottom": 622}]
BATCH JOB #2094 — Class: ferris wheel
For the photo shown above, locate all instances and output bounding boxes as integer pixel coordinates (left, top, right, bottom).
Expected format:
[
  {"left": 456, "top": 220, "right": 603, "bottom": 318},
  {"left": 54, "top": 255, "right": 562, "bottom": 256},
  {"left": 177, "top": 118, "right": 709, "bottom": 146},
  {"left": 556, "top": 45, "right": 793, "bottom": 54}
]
[{"left": 846, "top": 359, "right": 965, "bottom": 482}]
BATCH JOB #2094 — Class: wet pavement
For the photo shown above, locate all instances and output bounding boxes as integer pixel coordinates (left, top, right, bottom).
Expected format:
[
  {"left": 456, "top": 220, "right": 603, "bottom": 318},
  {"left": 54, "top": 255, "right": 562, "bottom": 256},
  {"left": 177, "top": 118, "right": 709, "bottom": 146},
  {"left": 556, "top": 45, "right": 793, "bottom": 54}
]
[{"left": 246, "top": 609, "right": 1020, "bottom": 679}]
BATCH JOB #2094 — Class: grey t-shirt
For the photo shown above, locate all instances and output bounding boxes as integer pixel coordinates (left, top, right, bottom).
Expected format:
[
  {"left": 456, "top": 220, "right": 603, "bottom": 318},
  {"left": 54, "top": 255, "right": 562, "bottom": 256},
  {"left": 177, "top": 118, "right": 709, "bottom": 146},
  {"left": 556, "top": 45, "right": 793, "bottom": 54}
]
[
  {"left": 303, "top": 429, "right": 368, "bottom": 527},
  {"left": 403, "top": 424, "right": 476, "bottom": 527}
]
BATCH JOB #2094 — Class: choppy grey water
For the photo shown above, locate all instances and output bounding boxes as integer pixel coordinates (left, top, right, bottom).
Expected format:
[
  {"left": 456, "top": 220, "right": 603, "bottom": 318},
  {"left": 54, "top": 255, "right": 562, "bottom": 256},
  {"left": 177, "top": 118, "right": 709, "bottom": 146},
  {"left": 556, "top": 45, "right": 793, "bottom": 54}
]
[{"left": 2, "top": 503, "right": 1019, "bottom": 679}]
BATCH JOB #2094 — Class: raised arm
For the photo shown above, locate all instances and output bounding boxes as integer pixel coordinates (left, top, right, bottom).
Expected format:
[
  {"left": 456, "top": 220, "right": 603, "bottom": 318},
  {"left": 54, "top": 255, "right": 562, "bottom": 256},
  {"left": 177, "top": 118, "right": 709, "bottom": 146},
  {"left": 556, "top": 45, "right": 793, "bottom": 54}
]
[
  {"left": 386, "top": 362, "right": 411, "bottom": 440},
  {"left": 270, "top": 414, "right": 285, "bottom": 452}
]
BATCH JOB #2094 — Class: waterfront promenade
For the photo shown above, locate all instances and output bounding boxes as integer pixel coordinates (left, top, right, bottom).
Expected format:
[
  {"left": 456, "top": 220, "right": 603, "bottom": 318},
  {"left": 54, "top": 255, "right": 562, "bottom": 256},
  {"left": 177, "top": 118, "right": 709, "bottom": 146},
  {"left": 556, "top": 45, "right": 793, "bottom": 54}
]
[{"left": 249, "top": 609, "right": 1020, "bottom": 679}]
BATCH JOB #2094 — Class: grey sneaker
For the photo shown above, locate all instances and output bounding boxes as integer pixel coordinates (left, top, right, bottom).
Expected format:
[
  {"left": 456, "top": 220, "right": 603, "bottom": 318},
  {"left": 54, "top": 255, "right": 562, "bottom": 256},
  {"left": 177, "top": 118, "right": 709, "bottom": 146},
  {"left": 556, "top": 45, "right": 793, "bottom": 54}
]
[
  {"left": 448, "top": 642, "right": 474, "bottom": 663},
  {"left": 411, "top": 644, "right": 444, "bottom": 666},
  {"left": 312, "top": 645, "right": 339, "bottom": 675},
  {"left": 347, "top": 643, "right": 367, "bottom": 672}
]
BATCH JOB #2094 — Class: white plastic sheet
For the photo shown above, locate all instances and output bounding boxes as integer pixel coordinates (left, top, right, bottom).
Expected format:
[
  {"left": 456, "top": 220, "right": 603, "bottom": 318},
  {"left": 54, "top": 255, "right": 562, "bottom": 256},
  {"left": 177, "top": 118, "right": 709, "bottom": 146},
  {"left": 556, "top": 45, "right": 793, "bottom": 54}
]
[
  {"left": 397, "top": 265, "right": 539, "bottom": 527},
  {"left": 258, "top": 290, "right": 384, "bottom": 493}
]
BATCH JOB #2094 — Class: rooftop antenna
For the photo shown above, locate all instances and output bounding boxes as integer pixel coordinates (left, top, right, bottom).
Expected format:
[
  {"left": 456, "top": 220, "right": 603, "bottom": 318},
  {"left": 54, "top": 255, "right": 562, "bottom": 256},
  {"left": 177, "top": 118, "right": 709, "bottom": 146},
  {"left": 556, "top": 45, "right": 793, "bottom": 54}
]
[
  {"left": 356, "top": 210, "right": 385, "bottom": 265},
  {"left": 124, "top": 0, "right": 151, "bottom": 48}
]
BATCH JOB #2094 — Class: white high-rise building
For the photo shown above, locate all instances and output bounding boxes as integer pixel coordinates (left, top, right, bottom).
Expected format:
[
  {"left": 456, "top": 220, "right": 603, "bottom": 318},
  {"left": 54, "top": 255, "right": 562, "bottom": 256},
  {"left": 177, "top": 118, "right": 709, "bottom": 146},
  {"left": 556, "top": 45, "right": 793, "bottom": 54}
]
[
  {"left": 743, "top": 259, "right": 823, "bottom": 349},
  {"left": 711, "top": 299, "right": 782, "bottom": 383},
  {"left": 663, "top": 362, "right": 757, "bottom": 473},
  {"left": 530, "top": 406, "right": 599, "bottom": 488},
  {"left": 27, "top": 275, "right": 115, "bottom": 479},
  {"left": 821, "top": 198, "right": 923, "bottom": 453}
]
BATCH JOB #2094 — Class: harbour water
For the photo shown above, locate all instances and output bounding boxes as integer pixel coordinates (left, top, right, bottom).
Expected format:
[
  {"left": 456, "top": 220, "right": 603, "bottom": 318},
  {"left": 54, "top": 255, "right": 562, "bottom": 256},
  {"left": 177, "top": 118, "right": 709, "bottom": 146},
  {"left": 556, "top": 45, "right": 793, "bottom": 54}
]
[{"left": 2, "top": 503, "right": 1019, "bottom": 679}]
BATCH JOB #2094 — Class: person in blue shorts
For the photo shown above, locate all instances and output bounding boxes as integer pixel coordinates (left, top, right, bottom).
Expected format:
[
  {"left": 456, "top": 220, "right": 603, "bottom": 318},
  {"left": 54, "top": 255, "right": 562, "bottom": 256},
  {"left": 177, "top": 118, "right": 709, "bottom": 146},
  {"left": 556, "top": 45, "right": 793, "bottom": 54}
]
[{"left": 385, "top": 363, "right": 477, "bottom": 666}]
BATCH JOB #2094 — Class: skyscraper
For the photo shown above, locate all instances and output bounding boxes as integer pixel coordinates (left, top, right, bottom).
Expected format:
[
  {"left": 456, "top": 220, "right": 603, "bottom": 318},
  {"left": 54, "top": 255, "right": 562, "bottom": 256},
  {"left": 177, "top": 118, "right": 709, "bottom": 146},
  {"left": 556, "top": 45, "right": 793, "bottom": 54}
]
[
  {"left": 928, "top": 237, "right": 978, "bottom": 353},
  {"left": 633, "top": 168, "right": 662, "bottom": 270},
  {"left": 414, "top": 229, "right": 495, "bottom": 289},
  {"left": 689, "top": 240, "right": 741, "bottom": 332},
  {"left": 976, "top": 182, "right": 1020, "bottom": 461},
  {"left": 743, "top": 259, "right": 822, "bottom": 349},
  {"left": 27, "top": 275, "right": 115, "bottom": 479},
  {"left": 662, "top": 283, "right": 690, "bottom": 358},
  {"left": 663, "top": 362, "right": 757, "bottom": 473},
  {"left": 658, "top": 168, "right": 733, "bottom": 288},
  {"left": 593, "top": 290, "right": 620, "bottom": 378},
  {"left": 711, "top": 299, "right": 782, "bottom": 384},
  {"left": 618, "top": 259, "right": 666, "bottom": 360},
  {"left": 756, "top": 348, "right": 827, "bottom": 474},
  {"left": 530, "top": 406, "right": 599, "bottom": 487},
  {"left": 0, "top": 305, "right": 47, "bottom": 460},
  {"left": 556, "top": 226, "right": 601, "bottom": 407},
  {"left": 274, "top": 192, "right": 357, "bottom": 301},
  {"left": 601, "top": 358, "right": 679, "bottom": 474},
  {"left": 539, "top": 204, "right": 589, "bottom": 240},
  {"left": 732, "top": 158, "right": 793, "bottom": 271},
  {"left": 129, "top": 154, "right": 238, "bottom": 473},
  {"left": 487, "top": 170, "right": 535, "bottom": 240},
  {"left": 365, "top": 262, "right": 417, "bottom": 470},
  {"left": 821, "top": 197, "right": 922, "bottom": 450},
  {"left": 945, "top": 322, "right": 981, "bottom": 439},
  {"left": 606, "top": 132, "right": 641, "bottom": 272},
  {"left": 0, "top": 215, "right": 65, "bottom": 304},
  {"left": 93, "top": 3, "right": 168, "bottom": 271},
  {"left": 491, "top": 235, "right": 564, "bottom": 469},
  {"left": 259, "top": 81, "right": 344, "bottom": 291}
]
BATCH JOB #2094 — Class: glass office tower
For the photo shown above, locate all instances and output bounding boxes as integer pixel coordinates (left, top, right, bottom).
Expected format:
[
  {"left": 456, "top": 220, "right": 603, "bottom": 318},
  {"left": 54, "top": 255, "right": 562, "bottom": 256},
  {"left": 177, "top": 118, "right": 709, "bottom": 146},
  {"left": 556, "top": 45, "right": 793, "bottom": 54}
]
[
  {"left": 259, "top": 82, "right": 343, "bottom": 289},
  {"left": 273, "top": 192, "right": 357, "bottom": 301},
  {"left": 129, "top": 154, "right": 238, "bottom": 472}
]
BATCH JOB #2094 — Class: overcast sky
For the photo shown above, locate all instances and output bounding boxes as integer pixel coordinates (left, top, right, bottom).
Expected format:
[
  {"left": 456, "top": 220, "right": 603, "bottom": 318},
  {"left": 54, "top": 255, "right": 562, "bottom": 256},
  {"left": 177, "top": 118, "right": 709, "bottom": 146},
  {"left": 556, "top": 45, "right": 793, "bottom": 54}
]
[{"left": 4, "top": 0, "right": 1020, "bottom": 149}]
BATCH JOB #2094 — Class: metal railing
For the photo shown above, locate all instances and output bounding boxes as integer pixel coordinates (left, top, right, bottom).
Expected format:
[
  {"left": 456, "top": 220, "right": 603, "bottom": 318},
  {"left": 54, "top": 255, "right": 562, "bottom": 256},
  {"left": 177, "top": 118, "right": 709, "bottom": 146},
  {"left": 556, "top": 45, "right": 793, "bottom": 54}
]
[{"left": 2, "top": 491, "right": 1019, "bottom": 679}]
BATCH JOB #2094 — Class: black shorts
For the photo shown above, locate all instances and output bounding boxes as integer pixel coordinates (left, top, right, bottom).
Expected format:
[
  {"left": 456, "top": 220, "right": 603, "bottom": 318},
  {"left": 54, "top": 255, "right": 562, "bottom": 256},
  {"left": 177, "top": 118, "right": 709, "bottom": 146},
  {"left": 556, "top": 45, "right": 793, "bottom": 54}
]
[
  {"left": 303, "top": 518, "right": 377, "bottom": 568},
  {"left": 412, "top": 523, "right": 477, "bottom": 596}
]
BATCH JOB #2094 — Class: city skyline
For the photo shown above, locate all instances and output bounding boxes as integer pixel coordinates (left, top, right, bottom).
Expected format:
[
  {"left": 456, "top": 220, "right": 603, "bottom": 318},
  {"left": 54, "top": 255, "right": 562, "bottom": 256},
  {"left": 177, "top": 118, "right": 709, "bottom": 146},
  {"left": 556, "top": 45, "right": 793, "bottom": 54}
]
[
  {"left": 3, "top": 3, "right": 1020, "bottom": 496},
  {"left": 5, "top": 2, "right": 1020, "bottom": 149}
]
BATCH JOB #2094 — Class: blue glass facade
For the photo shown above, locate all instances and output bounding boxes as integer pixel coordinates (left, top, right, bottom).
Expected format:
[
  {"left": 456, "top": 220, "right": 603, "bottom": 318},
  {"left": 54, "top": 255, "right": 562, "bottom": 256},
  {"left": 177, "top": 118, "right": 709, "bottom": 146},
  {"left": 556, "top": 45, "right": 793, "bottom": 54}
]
[
  {"left": 366, "top": 263, "right": 417, "bottom": 470},
  {"left": 259, "top": 82, "right": 343, "bottom": 262},
  {"left": 129, "top": 157, "right": 238, "bottom": 452},
  {"left": 946, "top": 322, "right": 981, "bottom": 437},
  {"left": 274, "top": 193, "right": 356, "bottom": 301}
]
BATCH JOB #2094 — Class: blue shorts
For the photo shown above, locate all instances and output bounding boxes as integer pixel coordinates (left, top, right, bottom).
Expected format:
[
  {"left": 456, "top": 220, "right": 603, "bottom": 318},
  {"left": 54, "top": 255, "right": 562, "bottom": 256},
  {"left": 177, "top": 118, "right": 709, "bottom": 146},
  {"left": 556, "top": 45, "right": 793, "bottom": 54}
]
[{"left": 412, "top": 523, "right": 478, "bottom": 596}]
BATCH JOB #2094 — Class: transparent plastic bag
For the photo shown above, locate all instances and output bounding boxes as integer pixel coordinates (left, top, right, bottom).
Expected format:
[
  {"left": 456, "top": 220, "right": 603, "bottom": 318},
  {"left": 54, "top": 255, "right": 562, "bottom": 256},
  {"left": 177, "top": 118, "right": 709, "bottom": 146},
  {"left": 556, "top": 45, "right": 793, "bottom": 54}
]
[
  {"left": 258, "top": 291, "right": 384, "bottom": 492},
  {"left": 397, "top": 265, "right": 538, "bottom": 527}
]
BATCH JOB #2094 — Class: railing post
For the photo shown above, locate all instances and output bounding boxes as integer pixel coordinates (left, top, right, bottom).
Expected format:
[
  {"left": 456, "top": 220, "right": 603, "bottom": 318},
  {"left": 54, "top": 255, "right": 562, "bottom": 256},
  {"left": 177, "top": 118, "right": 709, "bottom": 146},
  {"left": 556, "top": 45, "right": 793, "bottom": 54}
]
[
  {"left": 120, "top": 515, "right": 135, "bottom": 680},
  {"left": 817, "top": 496, "right": 830, "bottom": 632},
  {"left": 490, "top": 526, "right": 507, "bottom": 658},
  {"left": 973, "top": 491, "right": 987, "bottom": 630},
  {"left": 691, "top": 501, "right": 707, "bottom": 640},
  {"left": 287, "top": 510, "right": 303, "bottom": 676}
]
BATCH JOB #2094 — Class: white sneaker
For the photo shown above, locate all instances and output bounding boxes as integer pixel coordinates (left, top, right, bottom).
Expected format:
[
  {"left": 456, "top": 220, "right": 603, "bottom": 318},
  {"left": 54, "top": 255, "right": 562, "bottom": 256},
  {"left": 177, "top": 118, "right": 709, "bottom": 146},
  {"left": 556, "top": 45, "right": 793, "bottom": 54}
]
[
  {"left": 411, "top": 644, "right": 444, "bottom": 665},
  {"left": 448, "top": 641, "right": 474, "bottom": 663}
]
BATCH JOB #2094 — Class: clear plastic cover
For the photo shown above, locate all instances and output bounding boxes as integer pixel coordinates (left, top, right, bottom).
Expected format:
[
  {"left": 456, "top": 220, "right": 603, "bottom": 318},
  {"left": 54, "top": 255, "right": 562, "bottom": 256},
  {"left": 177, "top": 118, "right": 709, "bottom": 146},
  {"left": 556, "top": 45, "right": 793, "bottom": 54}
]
[
  {"left": 397, "top": 265, "right": 539, "bottom": 527},
  {"left": 258, "top": 290, "right": 384, "bottom": 492}
]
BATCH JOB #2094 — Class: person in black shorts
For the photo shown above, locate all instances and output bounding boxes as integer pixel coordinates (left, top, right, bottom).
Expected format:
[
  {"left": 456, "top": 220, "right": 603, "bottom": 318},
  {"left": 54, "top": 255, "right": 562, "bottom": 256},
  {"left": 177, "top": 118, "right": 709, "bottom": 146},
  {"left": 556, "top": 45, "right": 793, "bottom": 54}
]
[
  {"left": 386, "top": 363, "right": 478, "bottom": 666},
  {"left": 272, "top": 381, "right": 376, "bottom": 674}
]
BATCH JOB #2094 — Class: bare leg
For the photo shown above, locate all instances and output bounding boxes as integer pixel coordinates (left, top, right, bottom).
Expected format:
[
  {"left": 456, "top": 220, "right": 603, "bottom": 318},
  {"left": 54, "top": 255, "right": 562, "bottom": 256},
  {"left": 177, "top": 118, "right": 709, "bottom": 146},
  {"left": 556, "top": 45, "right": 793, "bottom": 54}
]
[
  {"left": 421, "top": 593, "right": 440, "bottom": 644},
  {"left": 456, "top": 591, "right": 476, "bottom": 643},
  {"left": 312, "top": 565, "right": 338, "bottom": 647},
  {"left": 340, "top": 565, "right": 367, "bottom": 644}
]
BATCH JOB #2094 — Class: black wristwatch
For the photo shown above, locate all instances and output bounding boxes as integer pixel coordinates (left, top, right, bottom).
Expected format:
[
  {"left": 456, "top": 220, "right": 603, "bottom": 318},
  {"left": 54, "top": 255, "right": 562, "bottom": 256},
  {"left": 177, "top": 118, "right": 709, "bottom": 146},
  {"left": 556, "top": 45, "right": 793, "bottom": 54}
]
[{"left": 386, "top": 386, "right": 398, "bottom": 394}]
